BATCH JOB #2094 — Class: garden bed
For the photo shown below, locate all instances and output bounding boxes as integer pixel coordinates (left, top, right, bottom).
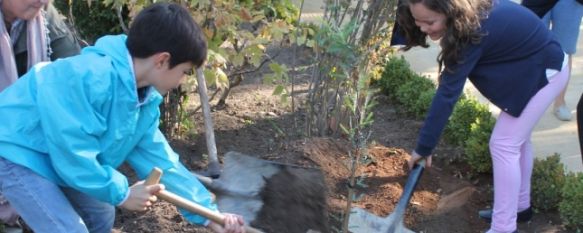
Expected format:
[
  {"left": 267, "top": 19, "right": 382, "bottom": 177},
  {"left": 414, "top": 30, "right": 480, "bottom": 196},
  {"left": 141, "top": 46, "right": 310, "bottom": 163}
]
[{"left": 113, "top": 80, "right": 566, "bottom": 232}]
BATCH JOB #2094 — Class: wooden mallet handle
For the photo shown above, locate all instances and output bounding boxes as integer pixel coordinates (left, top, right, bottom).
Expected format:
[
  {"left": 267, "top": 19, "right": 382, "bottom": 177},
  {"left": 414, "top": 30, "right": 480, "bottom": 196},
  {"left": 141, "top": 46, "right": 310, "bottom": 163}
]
[{"left": 145, "top": 167, "right": 263, "bottom": 233}]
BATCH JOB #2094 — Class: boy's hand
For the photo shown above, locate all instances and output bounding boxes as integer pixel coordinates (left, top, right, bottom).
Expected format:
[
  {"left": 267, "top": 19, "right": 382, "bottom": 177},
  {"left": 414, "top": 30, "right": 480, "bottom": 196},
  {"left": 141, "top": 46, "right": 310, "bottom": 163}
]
[
  {"left": 120, "top": 180, "right": 165, "bottom": 211},
  {"left": 207, "top": 213, "right": 245, "bottom": 233}
]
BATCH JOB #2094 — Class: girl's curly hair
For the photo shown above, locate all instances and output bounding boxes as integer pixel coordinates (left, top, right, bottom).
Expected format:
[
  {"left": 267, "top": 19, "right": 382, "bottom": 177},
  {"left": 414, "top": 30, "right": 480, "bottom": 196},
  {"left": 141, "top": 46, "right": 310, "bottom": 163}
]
[{"left": 397, "top": 0, "right": 492, "bottom": 74}]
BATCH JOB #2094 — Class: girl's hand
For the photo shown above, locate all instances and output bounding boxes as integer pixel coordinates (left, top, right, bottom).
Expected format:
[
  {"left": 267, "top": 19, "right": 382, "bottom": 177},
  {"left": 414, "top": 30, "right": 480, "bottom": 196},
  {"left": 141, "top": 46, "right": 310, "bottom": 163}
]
[
  {"left": 119, "top": 180, "right": 165, "bottom": 211},
  {"left": 408, "top": 150, "right": 432, "bottom": 170},
  {"left": 208, "top": 213, "right": 245, "bottom": 233}
]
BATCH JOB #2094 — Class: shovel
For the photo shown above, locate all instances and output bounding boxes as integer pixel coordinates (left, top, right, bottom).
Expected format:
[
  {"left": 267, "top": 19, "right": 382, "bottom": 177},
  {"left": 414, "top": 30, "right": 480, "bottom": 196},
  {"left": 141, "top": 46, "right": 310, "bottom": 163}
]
[
  {"left": 348, "top": 160, "right": 425, "bottom": 233},
  {"left": 195, "top": 68, "right": 221, "bottom": 178},
  {"left": 194, "top": 151, "right": 329, "bottom": 233},
  {"left": 145, "top": 167, "right": 263, "bottom": 233},
  {"left": 193, "top": 70, "right": 328, "bottom": 232}
]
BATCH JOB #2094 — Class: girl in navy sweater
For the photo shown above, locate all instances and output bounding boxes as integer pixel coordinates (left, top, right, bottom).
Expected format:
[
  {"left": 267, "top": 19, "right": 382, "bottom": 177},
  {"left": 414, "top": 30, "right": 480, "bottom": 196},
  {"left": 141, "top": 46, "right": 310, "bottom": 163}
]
[{"left": 398, "top": 0, "right": 568, "bottom": 232}]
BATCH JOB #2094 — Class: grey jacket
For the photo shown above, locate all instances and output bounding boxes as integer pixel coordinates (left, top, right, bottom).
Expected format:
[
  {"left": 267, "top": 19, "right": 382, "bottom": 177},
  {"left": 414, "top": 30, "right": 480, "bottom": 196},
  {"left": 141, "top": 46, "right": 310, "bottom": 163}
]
[{"left": 13, "top": 3, "right": 81, "bottom": 76}]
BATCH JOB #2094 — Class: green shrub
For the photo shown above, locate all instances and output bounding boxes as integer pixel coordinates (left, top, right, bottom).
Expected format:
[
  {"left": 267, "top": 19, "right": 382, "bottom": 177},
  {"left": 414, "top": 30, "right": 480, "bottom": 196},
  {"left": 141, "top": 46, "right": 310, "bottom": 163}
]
[
  {"left": 444, "top": 97, "right": 491, "bottom": 147},
  {"left": 378, "top": 56, "right": 415, "bottom": 98},
  {"left": 394, "top": 74, "right": 435, "bottom": 119},
  {"left": 269, "top": 0, "right": 300, "bottom": 24},
  {"left": 239, "top": 0, "right": 299, "bottom": 24},
  {"left": 463, "top": 114, "right": 495, "bottom": 173},
  {"left": 413, "top": 89, "right": 436, "bottom": 119},
  {"left": 531, "top": 154, "right": 565, "bottom": 211},
  {"left": 559, "top": 172, "right": 583, "bottom": 231},
  {"left": 53, "top": 0, "right": 129, "bottom": 43}
]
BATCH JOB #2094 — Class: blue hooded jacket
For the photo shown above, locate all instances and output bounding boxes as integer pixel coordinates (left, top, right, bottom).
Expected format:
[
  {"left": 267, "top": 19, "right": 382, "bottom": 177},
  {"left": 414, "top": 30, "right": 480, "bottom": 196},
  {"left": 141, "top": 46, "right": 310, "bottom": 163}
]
[{"left": 0, "top": 35, "right": 217, "bottom": 225}]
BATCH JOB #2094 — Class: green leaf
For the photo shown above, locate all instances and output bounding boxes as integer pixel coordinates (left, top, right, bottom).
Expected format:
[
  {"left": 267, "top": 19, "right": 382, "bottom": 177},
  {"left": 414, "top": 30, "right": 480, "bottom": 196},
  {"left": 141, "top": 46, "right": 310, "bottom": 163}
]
[
  {"left": 263, "top": 74, "right": 275, "bottom": 85},
  {"left": 209, "top": 50, "right": 228, "bottom": 66},
  {"left": 252, "top": 14, "right": 266, "bottom": 23},
  {"left": 203, "top": 69, "right": 217, "bottom": 86},
  {"left": 232, "top": 53, "right": 245, "bottom": 67},
  {"left": 238, "top": 30, "right": 256, "bottom": 41},
  {"left": 272, "top": 85, "right": 285, "bottom": 95},
  {"left": 340, "top": 124, "right": 350, "bottom": 135},
  {"left": 269, "top": 63, "right": 288, "bottom": 76},
  {"left": 343, "top": 96, "right": 355, "bottom": 112},
  {"left": 245, "top": 45, "right": 264, "bottom": 67},
  {"left": 251, "top": 37, "right": 270, "bottom": 45},
  {"left": 280, "top": 93, "right": 289, "bottom": 104},
  {"left": 296, "top": 35, "right": 307, "bottom": 45},
  {"left": 215, "top": 68, "right": 229, "bottom": 88},
  {"left": 249, "top": 54, "right": 262, "bottom": 67},
  {"left": 363, "top": 112, "right": 374, "bottom": 125}
]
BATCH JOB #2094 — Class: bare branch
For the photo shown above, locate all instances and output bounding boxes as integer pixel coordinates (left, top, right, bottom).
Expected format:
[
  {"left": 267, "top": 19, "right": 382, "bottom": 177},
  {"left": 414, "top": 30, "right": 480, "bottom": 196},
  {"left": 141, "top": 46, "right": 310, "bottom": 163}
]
[
  {"left": 117, "top": 6, "right": 128, "bottom": 33},
  {"left": 227, "top": 49, "right": 282, "bottom": 77}
]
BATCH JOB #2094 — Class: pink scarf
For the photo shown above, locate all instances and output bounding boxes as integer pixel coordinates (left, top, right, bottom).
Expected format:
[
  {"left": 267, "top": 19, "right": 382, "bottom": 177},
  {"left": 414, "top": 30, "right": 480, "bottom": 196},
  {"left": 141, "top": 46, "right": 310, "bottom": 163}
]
[{"left": 0, "top": 8, "right": 49, "bottom": 92}]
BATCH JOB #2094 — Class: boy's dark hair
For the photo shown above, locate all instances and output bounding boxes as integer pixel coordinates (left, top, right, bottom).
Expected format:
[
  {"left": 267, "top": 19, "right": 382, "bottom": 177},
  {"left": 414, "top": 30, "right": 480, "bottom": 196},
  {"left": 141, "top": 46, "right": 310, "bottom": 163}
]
[{"left": 127, "top": 3, "right": 207, "bottom": 68}]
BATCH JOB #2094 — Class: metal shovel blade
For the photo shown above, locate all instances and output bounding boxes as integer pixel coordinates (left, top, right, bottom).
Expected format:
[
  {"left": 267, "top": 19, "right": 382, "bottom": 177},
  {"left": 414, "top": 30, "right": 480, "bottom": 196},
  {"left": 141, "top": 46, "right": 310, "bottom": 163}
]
[
  {"left": 348, "top": 160, "right": 425, "bottom": 233},
  {"left": 349, "top": 208, "right": 414, "bottom": 233},
  {"left": 197, "top": 151, "right": 282, "bottom": 223},
  {"left": 196, "top": 151, "right": 329, "bottom": 232}
]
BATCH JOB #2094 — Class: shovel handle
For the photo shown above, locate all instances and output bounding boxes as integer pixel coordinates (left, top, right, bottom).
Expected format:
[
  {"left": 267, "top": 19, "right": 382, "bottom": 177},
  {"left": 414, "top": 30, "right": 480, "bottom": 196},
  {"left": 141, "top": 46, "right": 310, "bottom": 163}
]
[{"left": 145, "top": 168, "right": 263, "bottom": 233}]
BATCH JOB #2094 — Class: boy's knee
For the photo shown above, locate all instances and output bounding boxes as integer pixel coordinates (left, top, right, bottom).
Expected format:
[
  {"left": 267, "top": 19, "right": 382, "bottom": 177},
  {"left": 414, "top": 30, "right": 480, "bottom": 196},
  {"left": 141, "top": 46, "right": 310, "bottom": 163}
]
[{"left": 83, "top": 204, "right": 114, "bottom": 233}]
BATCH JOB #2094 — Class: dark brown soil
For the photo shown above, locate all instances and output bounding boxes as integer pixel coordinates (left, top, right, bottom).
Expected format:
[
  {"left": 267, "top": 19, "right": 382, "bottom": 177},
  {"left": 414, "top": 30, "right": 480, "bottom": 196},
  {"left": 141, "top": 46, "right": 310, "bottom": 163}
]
[
  {"left": 252, "top": 164, "right": 329, "bottom": 233},
  {"left": 112, "top": 46, "right": 567, "bottom": 233}
]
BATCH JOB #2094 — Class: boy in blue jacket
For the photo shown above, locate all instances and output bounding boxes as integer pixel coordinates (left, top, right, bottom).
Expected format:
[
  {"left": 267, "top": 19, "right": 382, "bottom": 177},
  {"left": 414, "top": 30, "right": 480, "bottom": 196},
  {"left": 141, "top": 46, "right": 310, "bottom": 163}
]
[{"left": 0, "top": 3, "right": 244, "bottom": 233}]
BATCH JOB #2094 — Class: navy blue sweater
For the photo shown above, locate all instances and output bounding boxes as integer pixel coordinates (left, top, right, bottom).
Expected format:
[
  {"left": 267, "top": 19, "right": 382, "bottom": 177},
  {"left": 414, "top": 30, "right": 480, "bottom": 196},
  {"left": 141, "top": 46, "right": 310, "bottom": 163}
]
[{"left": 415, "top": 0, "right": 564, "bottom": 156}]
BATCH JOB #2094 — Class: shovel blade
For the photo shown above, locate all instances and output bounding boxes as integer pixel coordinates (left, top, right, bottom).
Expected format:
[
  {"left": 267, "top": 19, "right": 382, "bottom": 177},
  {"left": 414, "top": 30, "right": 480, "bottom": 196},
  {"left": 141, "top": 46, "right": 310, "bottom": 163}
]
[
  {"left": 212, "top": 152, "right": 282, "bottom": 224},
  {"left": 219, "top": 152, "right": 282, "bottom": 196},
  {"left": 349, "top": 207, "right": 415, "bottom": 233},
  {"left": 203, "top": 151, "right": 329, "bottom": 233}
]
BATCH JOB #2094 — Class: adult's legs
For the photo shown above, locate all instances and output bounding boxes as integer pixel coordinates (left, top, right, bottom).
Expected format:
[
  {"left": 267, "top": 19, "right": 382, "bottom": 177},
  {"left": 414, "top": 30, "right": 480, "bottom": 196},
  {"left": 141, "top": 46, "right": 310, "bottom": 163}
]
[
  {"left": 544, "top": 0, "right": 583, "bottom": 121},
  {"left": 553, "top": 55, "right": 571, "bottom": 109}
]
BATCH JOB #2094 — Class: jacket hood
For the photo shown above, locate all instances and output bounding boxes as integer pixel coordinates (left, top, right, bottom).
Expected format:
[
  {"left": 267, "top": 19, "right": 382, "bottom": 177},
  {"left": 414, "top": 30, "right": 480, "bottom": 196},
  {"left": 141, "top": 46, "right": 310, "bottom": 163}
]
[
  {"left": 81, "top": 34, "right": 143, "bottom": 102},
  {"left": 82, "top": 35, "right": 131, "bottom": 71}
]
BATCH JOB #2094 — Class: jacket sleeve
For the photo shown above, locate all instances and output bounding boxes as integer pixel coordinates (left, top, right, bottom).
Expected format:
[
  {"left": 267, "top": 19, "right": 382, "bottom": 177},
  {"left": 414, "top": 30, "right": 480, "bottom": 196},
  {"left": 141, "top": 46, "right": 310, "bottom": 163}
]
[
  {"left": 34, "top": 60, "right": 130, "bottom": 205},
  {"left": 415, "top": 45, "right": 483, "bottom": 156},
  {"left": 126, "top": 119, "right": 218, "bottom": 226},
  {"left": 46, "top": 3, "right": 81, "bottom": 60}
]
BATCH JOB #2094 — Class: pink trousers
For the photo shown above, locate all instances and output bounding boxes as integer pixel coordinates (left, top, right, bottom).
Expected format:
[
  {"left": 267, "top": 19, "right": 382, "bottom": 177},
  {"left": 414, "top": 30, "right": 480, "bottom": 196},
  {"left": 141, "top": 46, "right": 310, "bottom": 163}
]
[{"left": 488, "top": 64, "right": 570, "bottom": 233}]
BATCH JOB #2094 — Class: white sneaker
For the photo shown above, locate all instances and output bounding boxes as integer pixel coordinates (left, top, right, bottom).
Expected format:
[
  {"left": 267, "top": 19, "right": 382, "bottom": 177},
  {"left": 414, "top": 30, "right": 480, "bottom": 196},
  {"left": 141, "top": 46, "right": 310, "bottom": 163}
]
[{"left": 554, "top": 105, "right": 572, "bottom": 121}]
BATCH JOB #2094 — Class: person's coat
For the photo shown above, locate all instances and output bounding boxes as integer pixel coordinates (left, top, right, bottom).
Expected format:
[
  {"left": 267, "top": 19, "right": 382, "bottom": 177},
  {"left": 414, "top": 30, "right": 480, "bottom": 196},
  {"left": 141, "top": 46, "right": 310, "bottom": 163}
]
[{"left": 0, "top": 35, "right": 216, "bottom": 225}]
